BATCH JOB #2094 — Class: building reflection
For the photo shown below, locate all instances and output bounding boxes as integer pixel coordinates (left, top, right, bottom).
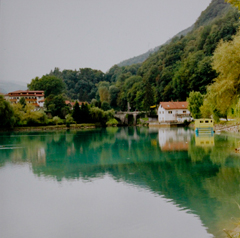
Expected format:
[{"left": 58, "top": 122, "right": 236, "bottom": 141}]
[
  {"left": 158, "top": 128, "right": 193, "bottom": 151},
  {"left": 195, "top": 131, "right": 215, "bottom": 147}
]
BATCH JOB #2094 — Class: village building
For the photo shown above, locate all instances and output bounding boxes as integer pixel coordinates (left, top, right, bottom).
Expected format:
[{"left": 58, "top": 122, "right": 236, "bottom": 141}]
[
  {"left": 5, "top": 90, "right": 45, "bottom": 108},
  {"left": 157, "top": 101, "right": 191, "bottom": 123}
]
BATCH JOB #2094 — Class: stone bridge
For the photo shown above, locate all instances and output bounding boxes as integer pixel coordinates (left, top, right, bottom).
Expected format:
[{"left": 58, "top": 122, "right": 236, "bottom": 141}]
[{"left": 114, "top": 111, "right": 147, "bottom": 125}]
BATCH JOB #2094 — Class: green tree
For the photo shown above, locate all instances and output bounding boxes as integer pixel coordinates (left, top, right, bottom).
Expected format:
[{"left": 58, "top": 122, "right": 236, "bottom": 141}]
[
  {"left": 204, "top": 30, "right": 240, "bottom": 118},
  {"left": 28, "top": 75, "right": 66, "bottom": 97},
  {"left": 187, "top": 91, "right": 204, "bottom": 119},
  {"left": 101, "top": 101, "right": 111, "bottom": 111},
  {"left": 0, "top": 95, "right": 15, "bottom": 128},
  {"left": 143, "top": 80, "right": 155, "bottom": 111},
  {"left": 72, "top": 102, "right": 81, "bottom": 123},
  {"left": 19, "top": 97, "right": 26, "bottom": 108},
  {"left": 226, "top": 0, "right": 240, "bottom": 11},
  {"left": 45, "top": 94, "right": 67, "bottom": 118}
]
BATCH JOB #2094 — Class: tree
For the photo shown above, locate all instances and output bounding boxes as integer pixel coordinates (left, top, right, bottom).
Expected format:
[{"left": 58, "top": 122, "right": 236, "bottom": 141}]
[
  {"left": 187, "top": 91, "right": 204, "bottom": 119},
  {"left": 44, "top": 94, "right": 67, "bottom": 118},
  {"left": 204, "top": 30, "right": 240, "bottom": 118},
  {"left": 28, "top": 75, "right": 66, "bottom": 97},
  {"left": 0, "top": 95, "right": 15, "bottom": 128},
  {"left": 226, "top": 0, "right": 240, "bottom": 11},
  {"left": 98, "top": 81, "right": 110, "bottom": 103},
  {"left": 19, "top": 97, "right": 26, "bottom": 108},
  {"left": 72, "top": 102, "right": 81, "bottom": 123},
  {"left": 143, "top": 80, "right": 155, "bottom": 111},
  {"left": 101, "top": 101, "right": 111, "bottom": 111}
]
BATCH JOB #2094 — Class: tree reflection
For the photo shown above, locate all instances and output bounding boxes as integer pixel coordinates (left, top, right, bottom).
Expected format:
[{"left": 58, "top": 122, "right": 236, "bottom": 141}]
[{"left": 1, "top": 128, "right": 240, "bottom": 237}]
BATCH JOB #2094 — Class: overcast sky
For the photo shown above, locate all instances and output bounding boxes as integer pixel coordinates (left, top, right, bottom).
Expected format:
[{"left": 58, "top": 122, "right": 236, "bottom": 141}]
[{"left": 0, "top": 0, "right": 212, "bottom": 84}]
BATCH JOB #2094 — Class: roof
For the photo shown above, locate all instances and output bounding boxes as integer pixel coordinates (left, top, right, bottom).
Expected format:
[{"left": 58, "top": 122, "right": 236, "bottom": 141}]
[
  {"left": 160, "top": 101, "right": 188, "bottom": 110},
  {"left": 7, "top": 90, "right": 44, "bottom": 95},
  {"left": 65, "top": 100, "right": 75, "bottom": 106}
]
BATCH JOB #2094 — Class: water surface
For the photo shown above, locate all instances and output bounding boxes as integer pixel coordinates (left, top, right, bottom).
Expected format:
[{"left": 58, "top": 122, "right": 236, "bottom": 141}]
[{"left": 1, "top": 127, "right": 240, "bottom": 238}]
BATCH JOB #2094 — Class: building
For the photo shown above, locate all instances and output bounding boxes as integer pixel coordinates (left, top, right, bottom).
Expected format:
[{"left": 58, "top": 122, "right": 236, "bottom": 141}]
[
  {"left": 5, "top": 90, "right": 45, "bottom": 108},
  {"left": 158, "top": 101, "right": 191, "bottom": 123}
]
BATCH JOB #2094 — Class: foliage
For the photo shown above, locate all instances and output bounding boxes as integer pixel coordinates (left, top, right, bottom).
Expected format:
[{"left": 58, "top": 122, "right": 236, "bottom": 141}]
[
  {"left": 89, "top": 107, "right": 114, "bottom": 124},
  {"left": 204, "top": 30, "right": 240, "bottom": 120},
  {"left": 98, "top": 81, "right": 110, "bottom": 103},
  {"left": 226, "top": 0, "right": 240, "bottom": 11},
  {"left": 106, "top": 118, "right": 118, "bottom": 126},
  {"left": 44, "top": 94, "right": 68, "bottom": 119},
  {"left": 12, "top": 103, "right": 48, "bottom": 126},
  {"left": 72, "top": 102, "right": 81, "bottom": 123},
  {"left": 101, "top": 101, "right": 111, "bottom": 111},
  {"left": 187, "top": 91, "right": 204, "bottom": 119},
  {"left": 49, "top": 67, "right": 104, "bottom": 101},
  {"left": 28, "top": 75, "right": 66, "bottom": 97},
  {"left": 143, "top": 80, "right": 155, "bottom": 111},
  {"left": 52, "top": 116, "right": 62, "bottom": 125},
  {"left": 19, "top": 97, "right": 26, "bottom": 108},
  {"left": 65, "top": 114, "right": 74, "bottom": 127},
  {"left": 0, "top": 95, "right": 15, "bottom": 128}
]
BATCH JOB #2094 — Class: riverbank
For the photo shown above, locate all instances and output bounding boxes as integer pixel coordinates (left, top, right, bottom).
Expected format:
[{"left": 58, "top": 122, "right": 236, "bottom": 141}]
[{"left": 0, "top": 123, "right": 101, "bottom": 132}]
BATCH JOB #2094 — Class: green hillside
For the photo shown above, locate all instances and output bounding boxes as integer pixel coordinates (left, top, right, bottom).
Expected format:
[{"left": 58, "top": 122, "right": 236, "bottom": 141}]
[
  {"left": 117, "top": 24, "right": 194, "bottom": 67},
  {"left": 117, "top": 0, "right": 230, "bottom": 68},
  {"left": 29, "top": 0, "right": 240, "bottom": 113}
]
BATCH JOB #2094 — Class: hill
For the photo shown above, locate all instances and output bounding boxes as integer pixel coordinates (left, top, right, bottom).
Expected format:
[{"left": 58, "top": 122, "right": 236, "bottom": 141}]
[
  {"left": 117, "top": 24, "right": 194, "bottom": 67},
  {"left": 117, "top": 0, "right": 230, "bottom": 68},
  {"left": 0, "top": 80, "right": 27, "bottom": 93}
]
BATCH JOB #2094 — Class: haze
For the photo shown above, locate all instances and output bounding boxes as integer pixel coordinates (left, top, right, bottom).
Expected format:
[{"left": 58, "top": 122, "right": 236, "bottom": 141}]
[{"left": 0, "top": 0, "right": 211, "bottom": 84}]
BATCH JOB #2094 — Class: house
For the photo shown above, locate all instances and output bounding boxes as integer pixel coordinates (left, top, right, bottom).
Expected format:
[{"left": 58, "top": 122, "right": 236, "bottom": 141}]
[
  {"left": 157, "top": 101, "right": 191, "bottom": 123},
  {"left": 5, "top": 90, "right": 45, "bottom": 108}
]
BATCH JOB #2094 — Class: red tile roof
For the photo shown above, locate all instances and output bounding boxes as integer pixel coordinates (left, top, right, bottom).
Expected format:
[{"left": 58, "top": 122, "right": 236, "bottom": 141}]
[{"left": 160, "top": 101, "right": 188, "bottom": 110}]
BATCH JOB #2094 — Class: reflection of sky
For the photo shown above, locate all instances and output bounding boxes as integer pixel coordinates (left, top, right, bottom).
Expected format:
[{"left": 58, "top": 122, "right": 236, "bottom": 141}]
[{"left": 0, "top": 165, "right": 212, "bottom": 238}]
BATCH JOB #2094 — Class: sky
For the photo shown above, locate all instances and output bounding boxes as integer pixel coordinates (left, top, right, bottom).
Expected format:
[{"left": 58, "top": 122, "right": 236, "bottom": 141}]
[{"left": 0, "top": 0, "right": 212, "bottom": 84}]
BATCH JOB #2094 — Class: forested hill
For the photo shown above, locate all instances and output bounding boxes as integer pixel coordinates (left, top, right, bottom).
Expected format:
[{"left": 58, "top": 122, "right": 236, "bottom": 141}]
[
  {"left": 117, "top": 0, "right": 230, "bottom": 68},
  {"left": 117, "top": 25, "right": 194, "bottom": 67},
  {"left": 29, "top": 0, "right": 240, "bottom": 113}
]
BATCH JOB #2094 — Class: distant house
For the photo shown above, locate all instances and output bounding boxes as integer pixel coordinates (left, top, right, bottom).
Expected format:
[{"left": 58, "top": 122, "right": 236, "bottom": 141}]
[
  {"left": 157, "top": 101, "right": 191, "bottom": 123},
  {"left": 5, "top": 90, "right": 45, "bottom": 108},
  {"left": 65, "top": 101, "right": 85, "bottom": 109},
  {"left": 65, "top": 100, "right": 75, "bottom": 109}
]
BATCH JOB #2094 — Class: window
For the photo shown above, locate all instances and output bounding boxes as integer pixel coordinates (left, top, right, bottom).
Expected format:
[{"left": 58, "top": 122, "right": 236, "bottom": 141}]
[
  {"left": 162, "top": 111, "right": 164, "bottom": 114},
  {"left": 168, "top": 111, "right": 172, "bottom": 114},
  {"left": 205, "top": 120, "right": 209, "bottom": 123},
  {"left": 200, "top": 121, "right": 204, "bottom": 123},
  {"left": 159, "top": 111, "right": 161, "bottom": 114},
  {"left": 183, "top": 111, "right": 186, "bottom": 113}
]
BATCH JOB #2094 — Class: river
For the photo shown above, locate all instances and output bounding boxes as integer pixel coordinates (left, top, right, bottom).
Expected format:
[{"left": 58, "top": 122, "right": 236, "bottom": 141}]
[{"left": 1, "top": 127, "right": 240, "bottom": 238}]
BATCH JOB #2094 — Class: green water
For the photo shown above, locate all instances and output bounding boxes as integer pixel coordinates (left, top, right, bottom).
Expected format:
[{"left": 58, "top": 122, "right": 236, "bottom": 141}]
[{"left": 1, "top": 127, "right": 240, "bottom": 238}]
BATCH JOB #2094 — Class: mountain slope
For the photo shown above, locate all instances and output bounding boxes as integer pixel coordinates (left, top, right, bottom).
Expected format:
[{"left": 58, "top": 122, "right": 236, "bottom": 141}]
[
  {"left": 117, "top": 0, "right": 230, "bottom": 68},
  {"left": 117, "top": 24, "right": 194, "bottom": 67}
]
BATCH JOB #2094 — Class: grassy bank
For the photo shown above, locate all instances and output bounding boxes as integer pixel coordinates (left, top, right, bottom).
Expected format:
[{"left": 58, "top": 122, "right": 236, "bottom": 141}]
[{"left": 0, "top": 123, "right": 102, "bottom": 132}]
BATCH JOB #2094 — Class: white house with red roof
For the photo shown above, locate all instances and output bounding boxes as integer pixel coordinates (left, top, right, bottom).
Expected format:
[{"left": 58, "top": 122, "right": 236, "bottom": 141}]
[
  {"left": 157, "top": 101, "right": 191, "bottom": 123},
  {"left": 6, "top": 90, "right": 45, "bottom": 108}
]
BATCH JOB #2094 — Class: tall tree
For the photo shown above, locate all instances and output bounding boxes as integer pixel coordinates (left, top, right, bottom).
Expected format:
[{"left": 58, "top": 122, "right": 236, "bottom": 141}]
[
  {"left": 72, "top": 102, "right": 81, "bottom": 123},
  {"left": 0, "top": 95, "right": 15, "bottom": 128},
  {"left": 187, "top": 91, "right": 204, "bottom": 119},
  {"left": 205, "top": 30, "right": 240, "bottom": 116},
  {"left": 143, "top": 80, "right": 155, "bottom": 111}
]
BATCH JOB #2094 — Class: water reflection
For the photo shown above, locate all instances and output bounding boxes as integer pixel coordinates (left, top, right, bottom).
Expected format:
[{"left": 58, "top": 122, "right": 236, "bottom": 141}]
[{"left": 1, "top": 128, "right": 240, "bottom": 237}]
